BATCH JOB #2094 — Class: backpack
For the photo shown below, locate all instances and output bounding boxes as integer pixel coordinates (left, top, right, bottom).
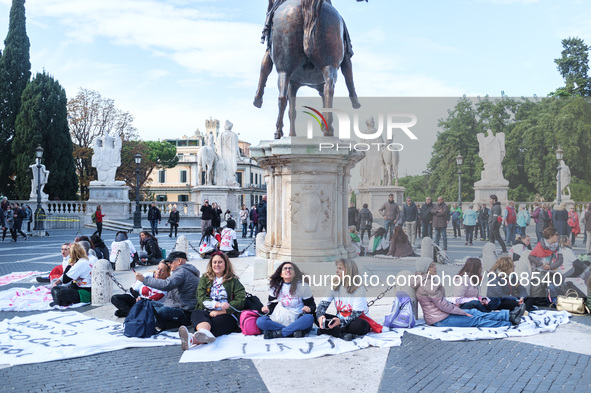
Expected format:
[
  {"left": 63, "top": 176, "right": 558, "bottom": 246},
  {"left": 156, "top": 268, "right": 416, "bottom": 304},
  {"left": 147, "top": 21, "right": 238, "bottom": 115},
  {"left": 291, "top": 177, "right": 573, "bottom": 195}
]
[
  {"left": 384, "top": 291, "right": 416, "bottom": 328},
  {"left": 91, "top": 212, "right": 97, "bottom": 223},
  {"left": 240, "top": 310, "right": 261, "bottom": 335},
  {"left": 506, "top": 207, "right": 516, "bottom": 224},
  {"left": 433, "top": 244, "right": 450, "bottom": 264},
  {"left": 123, "top": 299, "right": 158, "bottom": 338}
]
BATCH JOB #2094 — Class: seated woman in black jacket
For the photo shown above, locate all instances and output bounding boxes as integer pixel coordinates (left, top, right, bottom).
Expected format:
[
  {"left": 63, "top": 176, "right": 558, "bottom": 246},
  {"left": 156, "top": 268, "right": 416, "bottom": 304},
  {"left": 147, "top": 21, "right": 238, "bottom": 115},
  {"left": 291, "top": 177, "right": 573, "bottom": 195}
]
[{"left": 139, "top": 231, "right": 162, "bottom": 266}]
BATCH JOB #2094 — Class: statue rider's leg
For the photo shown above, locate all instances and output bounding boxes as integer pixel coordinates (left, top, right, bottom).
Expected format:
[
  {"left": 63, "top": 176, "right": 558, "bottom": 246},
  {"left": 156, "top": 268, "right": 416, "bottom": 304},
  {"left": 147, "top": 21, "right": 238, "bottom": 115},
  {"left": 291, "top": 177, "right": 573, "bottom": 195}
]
[{"left": 254, "top": 50, "right": 274, "bottom": 108}]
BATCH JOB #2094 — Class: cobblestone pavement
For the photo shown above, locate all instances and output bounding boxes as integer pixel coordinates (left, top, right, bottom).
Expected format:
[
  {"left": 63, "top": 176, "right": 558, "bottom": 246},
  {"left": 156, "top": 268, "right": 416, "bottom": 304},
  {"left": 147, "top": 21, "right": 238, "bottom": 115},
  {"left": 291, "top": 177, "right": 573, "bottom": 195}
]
[{"left": 1, "top": 228, "right": 591, "bottom": 392}]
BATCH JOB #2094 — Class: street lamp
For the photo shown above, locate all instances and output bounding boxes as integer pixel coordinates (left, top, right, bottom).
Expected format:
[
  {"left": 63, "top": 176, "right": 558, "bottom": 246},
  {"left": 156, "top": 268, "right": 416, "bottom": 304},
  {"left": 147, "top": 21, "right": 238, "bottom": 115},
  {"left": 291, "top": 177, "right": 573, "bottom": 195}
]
[
  {"left": 133, "top": 153, "right": 142, "bottom": 231},
  {"left": 33, "top": 145, "right": 44, "bottom": 231},
  {"left": 556, "top": 146, "right": 564, "bottom": 205},
  {"left": 456, "top": 153, "right": 463, "bottom": 207}
]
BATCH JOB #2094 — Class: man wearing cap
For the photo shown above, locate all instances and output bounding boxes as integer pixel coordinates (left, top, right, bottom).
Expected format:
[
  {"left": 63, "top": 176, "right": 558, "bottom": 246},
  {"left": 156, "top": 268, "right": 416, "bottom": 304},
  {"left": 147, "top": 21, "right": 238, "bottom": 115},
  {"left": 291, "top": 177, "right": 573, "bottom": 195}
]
[
  {"left": 200, "top": 200, "right": 214, "bottom": 237},
  {"left": 135, "top": 251, "right": 200, "bottom": 330}
]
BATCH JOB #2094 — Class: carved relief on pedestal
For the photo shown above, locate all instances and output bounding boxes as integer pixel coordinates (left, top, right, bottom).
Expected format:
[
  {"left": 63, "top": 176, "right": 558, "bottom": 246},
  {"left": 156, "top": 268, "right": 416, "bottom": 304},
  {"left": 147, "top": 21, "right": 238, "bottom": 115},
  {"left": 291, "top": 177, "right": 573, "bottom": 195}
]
[{"left": 289, "top": 185, "right": 332, "bottom": 233}]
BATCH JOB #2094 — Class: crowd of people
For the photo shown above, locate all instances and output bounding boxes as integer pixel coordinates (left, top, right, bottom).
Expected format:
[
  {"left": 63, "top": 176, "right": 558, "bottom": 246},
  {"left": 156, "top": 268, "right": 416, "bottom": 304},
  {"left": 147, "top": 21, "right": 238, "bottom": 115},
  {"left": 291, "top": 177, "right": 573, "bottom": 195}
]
[{"left": 1, "top": 197, "right": 31, "bottom": 242}]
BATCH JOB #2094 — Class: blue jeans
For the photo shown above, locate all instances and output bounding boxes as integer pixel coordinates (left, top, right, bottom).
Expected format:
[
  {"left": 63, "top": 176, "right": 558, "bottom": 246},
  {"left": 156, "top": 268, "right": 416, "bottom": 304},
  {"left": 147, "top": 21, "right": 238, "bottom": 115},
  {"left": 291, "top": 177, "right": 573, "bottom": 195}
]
[
  {"left": 433, "top": 309, "right": 511, "bottom": 328},
  {"left": 506, "top": 223, "right": 516, "bottom": 245},
  {"left": 152, "top": 302, "right": 191, "bottom": 330},
  {"left": 256, "top": 314, "right": 314, "bottom": 337},
  {"left": 434, "top": 227, "right": 447, "bottom": 249},
  {"left": 421, "top": 221, "right": 433, "bottom": 239},
  {"left": 242, "top": 223, "right": 248, "bottom": 238},
  {"left": 479, "top": 221, "right": 488, "bottom": 240},
  {"left": 384, "top": 219, "right": 395, "bottom": 240},
  {"left": 150, "top": 220, "right": 158, "bottom": 236}
]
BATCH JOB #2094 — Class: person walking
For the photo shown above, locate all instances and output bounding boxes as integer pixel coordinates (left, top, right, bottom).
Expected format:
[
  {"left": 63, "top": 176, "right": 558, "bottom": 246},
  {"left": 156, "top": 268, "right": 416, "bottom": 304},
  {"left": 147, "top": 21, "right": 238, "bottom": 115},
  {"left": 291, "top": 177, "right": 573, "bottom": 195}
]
[
  {"left": 463, "top": 204, "right": 478, "bottom": 245},
  {"left": 503, "top": 201, "right": 517, "bottom": 246},
  {"left": 567, "top": 205, "right": 580, "bottom": 246},
  {"left": 478, "top": 204, "right": 489, "bottom": 241},
  {"left": 12, "top": 203, "right": 28, "bottom": 241},
  {"left": 2, "top": 205, "right": 13, "bottom": 242},
  {"left": 92, "top": 205, "right": 105, "bottom": 238},
  {"left": 147, "top": 202, "right": 162, "bottom": 236},
  {"left": 403, "top": 197, "right": 418, "bottom": 247},
  {"left": 168, "top": 206, "right": 180, "bottom": 238},
  {"left": 379, "top": 194, "right": 400, "bottom": 241},
  {"left": 249, "top": 205, "right": 258, "bottom": 238},
  {"left": 450, "top": 203, "right": 462, "bottom": 238},
  {"left": 488, "top": 195, "right": 508, "bottom": 253},
  {"left": 24, "top": 205, "right": 32, "bottom": 232},
  {"left": 516, "top": 204, "right": 531, "bottom": 238},
  {"left": 432, "top": 196, "right": 449, "bottom": 250},
  {"left": 358, "top": 203, "right": 373, "bottom": 242}
]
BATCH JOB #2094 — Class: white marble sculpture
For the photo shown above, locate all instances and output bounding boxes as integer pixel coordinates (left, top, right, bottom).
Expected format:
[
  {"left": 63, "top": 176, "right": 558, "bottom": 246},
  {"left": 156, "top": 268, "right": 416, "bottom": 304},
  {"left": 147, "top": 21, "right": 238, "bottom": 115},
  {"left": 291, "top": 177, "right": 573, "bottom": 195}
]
[
  {"left": 475, "top": 129, "right": 508, "bottom": 186},
  {"left": 197, "top": 133, "right": 217, "bottom": 186},
  {"left": 91, "top": 134, "right": 124, "bottom": 185},
  {"left": 216, "top": 120, "right": 241, "bottom": 187},
  {"left": 29, "top": 162, "right": 50, "bottom": 200},
  {"left": 557, "top": 160, "right": 572, "bottom": 199},
  {"left": 359, "top": 117, "right": 399, "bottom": 186}
]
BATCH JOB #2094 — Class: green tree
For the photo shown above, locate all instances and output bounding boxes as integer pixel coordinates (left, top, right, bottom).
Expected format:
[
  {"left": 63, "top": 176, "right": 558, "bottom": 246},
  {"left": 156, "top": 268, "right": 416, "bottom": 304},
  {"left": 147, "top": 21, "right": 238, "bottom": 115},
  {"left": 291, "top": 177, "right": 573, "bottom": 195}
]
[
  {"left": 0, "top": 0, "right": 31, "bottom": 197},
  {"left": 116, "top": 140, "right": 178, "bottom": 200},
  {"left": 398, "top": 174, "right": 430, "bottom": 201},
  {"left": 12, "top": 72, "right": 78, "bottom": 200},
  {"left": 552, "top": 37, "right": 591, "bottom": 97}
]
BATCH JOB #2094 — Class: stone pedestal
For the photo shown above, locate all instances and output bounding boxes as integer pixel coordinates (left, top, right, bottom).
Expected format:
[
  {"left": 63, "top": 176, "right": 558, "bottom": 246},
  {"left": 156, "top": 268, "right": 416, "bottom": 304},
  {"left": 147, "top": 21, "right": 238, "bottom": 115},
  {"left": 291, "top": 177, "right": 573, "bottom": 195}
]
[
  {"left": 357, "top": 186, "right": 406, "bottom": 219},
  {"left": 87, "top": 184, "right": 130, "bottom": 219},
  {"left": 473, "top": 185, "right": 508, "bottom": 206},
  {"left": 113, "top": 241, "right": 131, "bottom": 271},
  {"left": 175, "top": 235, "right": 189, "bottom": 256},
  {"left": 193, "top": 185, "right": 242, "bottom": 220},
  {"left": 91, "top": 259, "right": 113, "bottom": 305},
  {"left": 250, "top": 137, "right": 364, "bottom": 264}
]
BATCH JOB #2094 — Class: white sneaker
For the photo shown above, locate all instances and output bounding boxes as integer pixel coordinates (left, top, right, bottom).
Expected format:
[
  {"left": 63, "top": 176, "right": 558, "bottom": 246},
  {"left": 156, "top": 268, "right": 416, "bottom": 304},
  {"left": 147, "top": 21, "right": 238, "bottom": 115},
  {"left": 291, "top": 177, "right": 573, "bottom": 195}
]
[
  {"left": 178, "top": 326, "right": 196, "bottom": 350},
  {"left": 194, "top": 329, "right": 216, "bottom": 344}
]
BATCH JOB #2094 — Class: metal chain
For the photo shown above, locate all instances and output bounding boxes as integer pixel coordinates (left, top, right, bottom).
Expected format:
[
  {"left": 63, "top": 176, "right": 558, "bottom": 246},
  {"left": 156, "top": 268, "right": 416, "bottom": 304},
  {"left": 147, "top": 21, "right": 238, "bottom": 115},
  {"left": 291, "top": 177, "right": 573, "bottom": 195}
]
[
  {"left": 188, "top": 241, "right": 199, "bottom": 253},
  {"left": 239, "top": 238, "right": 256, "bottom": 255},
  {"left": 366, "top": 284, "right": 395, "bottom": 308},
  {"left": 106, "top": 271, "right": 128, "bottom": 293}
]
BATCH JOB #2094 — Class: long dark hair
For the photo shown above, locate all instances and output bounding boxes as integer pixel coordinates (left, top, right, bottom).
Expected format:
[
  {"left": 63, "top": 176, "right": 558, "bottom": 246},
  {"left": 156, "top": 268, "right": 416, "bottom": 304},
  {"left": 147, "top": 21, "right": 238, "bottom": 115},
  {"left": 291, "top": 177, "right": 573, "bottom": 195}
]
[
  {"left": 456, "top": 258, "right": 482, "bottom": 285},
  {"left": 392, "top": 226, "right": 408, "bottom": 243},
  {"left": 374, "top": 227, "right": 387, "bottom": 239},
  {"left": 269, "top": 261, "right": 304, "bottom": 297},
  {"left": 200, "top": 226, "right": 214, "bottom": 245},
  {"left": 140, "top": 231, "right": 158, "bottom": 250}
]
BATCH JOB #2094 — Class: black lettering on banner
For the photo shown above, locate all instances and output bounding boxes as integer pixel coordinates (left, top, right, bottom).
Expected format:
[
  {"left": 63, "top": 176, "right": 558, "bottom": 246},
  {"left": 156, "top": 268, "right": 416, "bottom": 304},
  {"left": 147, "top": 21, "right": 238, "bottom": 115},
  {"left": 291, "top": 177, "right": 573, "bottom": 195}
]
[
  {"left": 9, "top": 333, "right": 30, "bottom": 340},
  {"left": 25, "top": 322, "right": 53, "bottom": 331},
  {"left": 299, "top": 342, "right": 313, "bottom": 355},
  {"left": 265, "top": 344, "right": 271, "bottom": 352},
  {"left": 49, "top": 329, "right": 77, "bottom": 337},
  {"left": 29, "top": 338, "right": 52, "bottom": 347},
  {"left": 46, "top": 315, "right": 70, "bottom": 323},
  {"left": 242, "top": 343, "right": 247, "bottom": 355},
  {"left": 327, "top": 338, "right": 335, "bottom": 349},
  {"left": 66, "top": 317, "right": 100, "bottom": 327},
  {"left": 276, "top": 343, "right": 291, "bottom": 352}
]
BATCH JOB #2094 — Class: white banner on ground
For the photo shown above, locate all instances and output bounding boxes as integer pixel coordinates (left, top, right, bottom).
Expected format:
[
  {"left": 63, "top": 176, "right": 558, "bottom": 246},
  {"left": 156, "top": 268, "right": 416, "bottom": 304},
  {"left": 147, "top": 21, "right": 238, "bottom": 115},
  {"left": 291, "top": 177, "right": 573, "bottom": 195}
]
[
  {"left": 0, "top": 311, "right": 179, "bottom": 367},
  {"left": 405, "top": 310, "right": 571, "bottom": 341},
  {"left": 0, "top": 271, "right": 48, "bottom": 286},
  {"left": 0, "top": 285, "right": 88, "bottom": 311},
  {"left": 179, "top": 330, "right": 403, "bottom": 363}
]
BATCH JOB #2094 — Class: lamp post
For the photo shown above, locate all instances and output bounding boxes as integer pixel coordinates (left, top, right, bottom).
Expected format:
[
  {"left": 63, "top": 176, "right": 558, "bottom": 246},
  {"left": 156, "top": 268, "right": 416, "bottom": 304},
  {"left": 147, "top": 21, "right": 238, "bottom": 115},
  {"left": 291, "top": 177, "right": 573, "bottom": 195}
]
[
  {"left": 133, "top": 153, "right": 142, "bottom": 231},
  {"left": 456, "top": 153, "right": 463, "bottom": 208},
  {"left": 33, "top": 145, "right": 44, "bottom": 231},
  {"left": 556, "top": 146, "right": 564, "bottom": 205}
]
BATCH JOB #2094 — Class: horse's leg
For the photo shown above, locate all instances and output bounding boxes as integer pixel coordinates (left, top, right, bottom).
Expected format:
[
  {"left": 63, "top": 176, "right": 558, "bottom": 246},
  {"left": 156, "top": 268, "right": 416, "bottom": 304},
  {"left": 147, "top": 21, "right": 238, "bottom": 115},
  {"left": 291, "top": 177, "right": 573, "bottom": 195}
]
[
  {"left": 341, "top": 55, "right": 361, "bottom": 109},
  {"left": 275, "top": 71, "right": 290, "bottom": 139},
  {"left": 196, "top": 163, "right": 201, "bottom": 185},
  {"left": 321, "top": 66, "right": 338, "bottom": 136},
  {"left": 288, "top": 81, "right": 301, "bottom": 137},
  {"left": 254, "top": 50, "right": 273, "bottom": 108}
]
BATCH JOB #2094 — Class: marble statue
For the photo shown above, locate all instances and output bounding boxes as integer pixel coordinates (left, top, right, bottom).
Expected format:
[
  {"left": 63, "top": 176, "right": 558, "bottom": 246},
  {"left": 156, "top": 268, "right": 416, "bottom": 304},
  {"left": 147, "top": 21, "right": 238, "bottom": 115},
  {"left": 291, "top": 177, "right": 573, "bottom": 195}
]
[
  {"left": 557, "top": 160, "right": 571, "bottom": 198},
  {"left": 91, "top": 134, "right": 124, "bottom": 185},
  {"left": 476, "top": 129, "right": 508, "bottom": 186},
  {"left": 358, "top": 117, "right": 399, "bottom": 187},
  {"left": 216, "top": 120, "right": 240, "bottom": 187},
  {"left": 197, "top": 133, "right": 216, "bottom": 186},
  {"left": 29, "top": 162, "right": 49, "bottom": 200},
  {"left": 382, "top": 140, "right": 400, "bottom": 187}
]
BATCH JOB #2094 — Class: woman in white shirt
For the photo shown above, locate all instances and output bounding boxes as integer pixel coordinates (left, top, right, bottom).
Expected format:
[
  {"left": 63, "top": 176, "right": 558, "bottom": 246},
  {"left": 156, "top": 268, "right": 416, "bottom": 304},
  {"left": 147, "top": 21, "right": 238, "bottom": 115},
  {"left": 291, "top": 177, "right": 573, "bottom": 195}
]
[
  {"left": 219, "top": 219, "right": 240, "bottom": 258},
  {"left": 51, "top": 243, "right": 93, "bottom": 306}
]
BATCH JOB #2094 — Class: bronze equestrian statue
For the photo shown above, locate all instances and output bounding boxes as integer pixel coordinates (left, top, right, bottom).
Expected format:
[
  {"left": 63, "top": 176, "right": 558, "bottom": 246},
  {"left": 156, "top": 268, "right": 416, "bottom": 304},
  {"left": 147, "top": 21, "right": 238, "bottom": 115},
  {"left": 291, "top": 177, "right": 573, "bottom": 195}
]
[{"left": 254, "top": 0, "right": 367, "bottom": 139}]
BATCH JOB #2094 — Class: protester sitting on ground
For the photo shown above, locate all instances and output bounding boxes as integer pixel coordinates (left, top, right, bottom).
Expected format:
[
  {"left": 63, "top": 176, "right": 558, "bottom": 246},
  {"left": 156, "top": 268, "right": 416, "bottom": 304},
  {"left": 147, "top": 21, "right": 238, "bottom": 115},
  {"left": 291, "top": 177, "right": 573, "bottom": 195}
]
[
  {"left": 349, "top": 226, "right": 364, "bottom": 256},
  {"left": 138, "top": 231, "right": 162, "bottom": 266},
  {"left": 558, "top": 236, "right": 590, "bottom": 278},
  {"left": 111, "top": 261, "right": 170, "bottom": 317},
  {"left": 90, "top": 234, "right": 110, "bottom": 262},
  {"left": 316, "top": 258, "right": 373, "bottom": 341},
  {"left": 257, "top": 262, "right": 316, "bottom": 339},
  {"left": 75, "top": 235, "right": 100, "bottom": 259},
  {"left": 77, "top": 240, "right": 99, "bottom": 267},
  {"left": 215, "top": 227, "right": 222, "bottom": 243},
  {"left": 367, "top": 227, "right": 389, "bottom": 256},
  {"left": 529, "top": 227, "right": 563, "bottom": 272},
  {"left": 50, "top": 243, "right": 93, "bottom": 306},
  {"left": 486, "top": 257, "right": 528, "bottom": 311},
  {"left": 452, "top": 258, "right": 489, "bottom": 313},
  {"left": 412, "top": 257, "right": 525, "bottom": 327},
  {"left": 509, "top": 235, "right": 531, "bottom": 262},
  {"left": 219, "top": 219, "right": 240, "bottom": 258},
  {"left": 134, "top": 251, "right": 200, "bottom": 331},
  {"left": 387, "top": 225, "right": 416, "bottom": 258},
  {"left": 179, "top": 252, "right": 245, "bottom": 350},
  {"left": 37, "top": 243, "right": 71, "bottom": 283},
  {"left": 110, "top": 231, "right": 138, "bottom": 266},
  {"left": 199, "top": 226, "right": 219, "bottom": 258}
]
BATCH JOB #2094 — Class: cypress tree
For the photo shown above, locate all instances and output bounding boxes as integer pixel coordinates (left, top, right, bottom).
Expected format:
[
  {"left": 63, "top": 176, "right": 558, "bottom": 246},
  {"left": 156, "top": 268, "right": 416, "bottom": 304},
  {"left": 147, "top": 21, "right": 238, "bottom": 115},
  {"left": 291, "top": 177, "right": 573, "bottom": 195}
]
[
  {"left": 0, "top": 0, "right": 31, "bottom": 197},
  {"left": 12, "top": 72, "right": 78, "bottom": 200}
]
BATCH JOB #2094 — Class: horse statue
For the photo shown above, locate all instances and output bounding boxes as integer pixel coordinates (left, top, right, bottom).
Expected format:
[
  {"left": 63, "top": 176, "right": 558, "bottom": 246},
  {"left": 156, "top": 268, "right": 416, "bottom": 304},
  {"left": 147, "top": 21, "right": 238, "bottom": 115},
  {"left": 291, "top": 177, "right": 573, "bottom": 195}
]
[
  {"left": 382, "top": 148, "right": 399, "bottom": 186},
  {"left": 197, "top": 133, "right": 217, "bottom": 185},
  {"left": 254, "top": 0, "right": 362, "bottom": 139}
]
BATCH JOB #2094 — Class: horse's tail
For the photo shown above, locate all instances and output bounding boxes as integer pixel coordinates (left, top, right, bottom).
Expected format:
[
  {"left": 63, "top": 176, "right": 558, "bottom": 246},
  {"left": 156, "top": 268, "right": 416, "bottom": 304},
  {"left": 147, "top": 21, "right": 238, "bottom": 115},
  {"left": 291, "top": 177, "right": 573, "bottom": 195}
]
[{"left": 301, "top": 0, "right": 324, "bottom": 53}]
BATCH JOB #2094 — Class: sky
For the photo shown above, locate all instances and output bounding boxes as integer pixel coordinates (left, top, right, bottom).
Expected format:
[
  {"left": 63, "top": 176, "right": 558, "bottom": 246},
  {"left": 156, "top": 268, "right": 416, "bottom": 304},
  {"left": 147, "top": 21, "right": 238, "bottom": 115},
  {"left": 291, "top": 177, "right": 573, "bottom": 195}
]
[{"left": 1, "top": 0, "right": 590, "bottom": 176}]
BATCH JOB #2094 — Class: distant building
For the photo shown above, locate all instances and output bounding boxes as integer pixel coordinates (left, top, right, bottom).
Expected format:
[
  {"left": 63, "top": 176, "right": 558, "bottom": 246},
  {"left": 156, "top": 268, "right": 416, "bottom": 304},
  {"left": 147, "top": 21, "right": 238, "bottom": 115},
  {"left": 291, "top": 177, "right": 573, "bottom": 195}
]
[{"left": 145, "top": 118, "right": 266, "bottom": 207}]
